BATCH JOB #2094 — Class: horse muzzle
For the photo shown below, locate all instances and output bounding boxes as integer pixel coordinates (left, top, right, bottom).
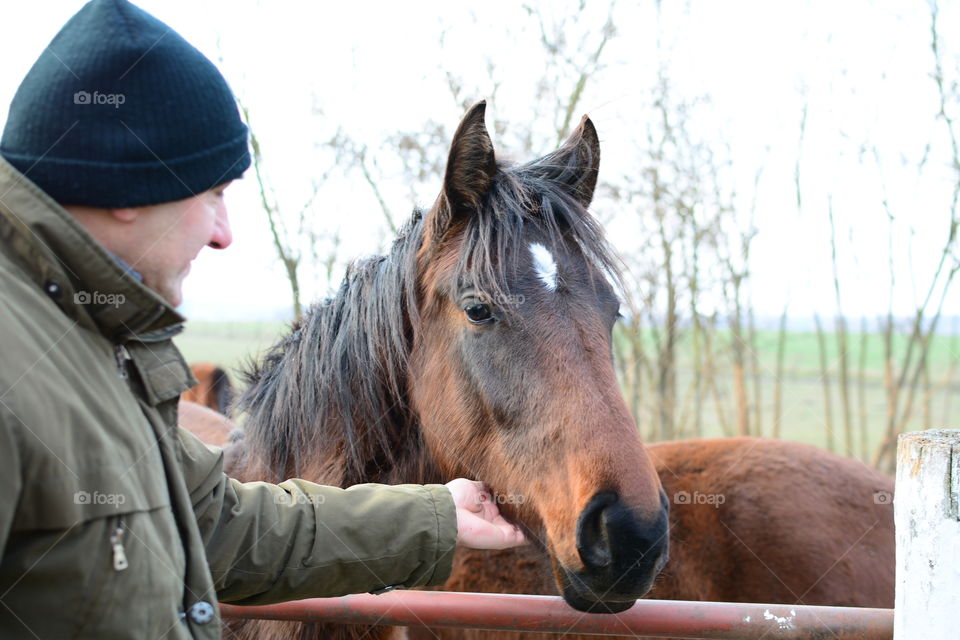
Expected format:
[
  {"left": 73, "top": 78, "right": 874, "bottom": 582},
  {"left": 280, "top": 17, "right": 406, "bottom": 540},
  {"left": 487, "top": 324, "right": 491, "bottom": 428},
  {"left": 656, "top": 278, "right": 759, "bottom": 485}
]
[{"left": 558, "top": 489, "right": 670, "bottom": 613}]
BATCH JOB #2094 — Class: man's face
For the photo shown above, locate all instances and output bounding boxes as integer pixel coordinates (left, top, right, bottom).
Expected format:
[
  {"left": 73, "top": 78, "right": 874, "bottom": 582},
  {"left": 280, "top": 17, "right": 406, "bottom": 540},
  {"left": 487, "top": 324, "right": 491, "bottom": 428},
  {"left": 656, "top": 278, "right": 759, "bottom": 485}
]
[{"left": 119, "top": 182, "right": 233, "bottom": 307}]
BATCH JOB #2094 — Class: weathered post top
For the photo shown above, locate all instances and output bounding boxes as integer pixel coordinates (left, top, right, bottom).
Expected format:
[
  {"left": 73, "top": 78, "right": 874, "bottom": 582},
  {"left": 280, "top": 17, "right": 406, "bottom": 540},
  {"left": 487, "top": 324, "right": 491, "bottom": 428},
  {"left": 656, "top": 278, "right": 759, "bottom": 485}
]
[{"left": 893, "top": 429, "right": 960, "bottom": 640}]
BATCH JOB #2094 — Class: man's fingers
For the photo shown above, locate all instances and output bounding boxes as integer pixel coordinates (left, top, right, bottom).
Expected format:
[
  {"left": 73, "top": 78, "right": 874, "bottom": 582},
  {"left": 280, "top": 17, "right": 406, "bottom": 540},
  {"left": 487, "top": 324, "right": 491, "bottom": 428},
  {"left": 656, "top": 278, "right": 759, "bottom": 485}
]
[
  {"left": 458, "top": 511, "right": 528, "bottom": 549},
  {"left": 447, "top": 477, "right": 528, "bottom": 549},
  {"left": 501, "top": 523, "right": 526, "bottom": 545},
  {"left": 487, "top": 521, "right": 526, "bottom": 549}
]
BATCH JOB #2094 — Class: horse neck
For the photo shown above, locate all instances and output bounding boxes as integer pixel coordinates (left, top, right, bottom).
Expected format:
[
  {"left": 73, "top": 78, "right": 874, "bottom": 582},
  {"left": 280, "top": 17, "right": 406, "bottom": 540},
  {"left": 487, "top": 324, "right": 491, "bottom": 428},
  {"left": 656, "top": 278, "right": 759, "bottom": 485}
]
[
  {"left": 236, "top": 379, "right": 440, "bottom": 488},
  {"left": 308, "top": 409, "right": 442, "bottom": 487}
]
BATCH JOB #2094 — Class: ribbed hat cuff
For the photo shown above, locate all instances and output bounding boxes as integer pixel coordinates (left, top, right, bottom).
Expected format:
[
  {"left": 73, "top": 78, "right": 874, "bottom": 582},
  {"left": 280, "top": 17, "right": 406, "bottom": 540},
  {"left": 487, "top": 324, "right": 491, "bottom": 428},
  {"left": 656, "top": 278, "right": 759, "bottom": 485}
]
[{"left": 0, "top": 130, "right": 250, "bottom": 208}]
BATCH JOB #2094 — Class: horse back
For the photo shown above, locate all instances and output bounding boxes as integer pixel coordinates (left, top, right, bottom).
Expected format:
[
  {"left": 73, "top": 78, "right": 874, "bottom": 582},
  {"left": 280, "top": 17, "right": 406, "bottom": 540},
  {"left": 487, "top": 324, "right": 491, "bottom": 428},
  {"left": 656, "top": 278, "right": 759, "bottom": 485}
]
[
  {"left": 646, "top": 437, "right": 895, "bottom": 607},
  {"left": 427, "top": 438, "right": 894, "bottom": 639}
]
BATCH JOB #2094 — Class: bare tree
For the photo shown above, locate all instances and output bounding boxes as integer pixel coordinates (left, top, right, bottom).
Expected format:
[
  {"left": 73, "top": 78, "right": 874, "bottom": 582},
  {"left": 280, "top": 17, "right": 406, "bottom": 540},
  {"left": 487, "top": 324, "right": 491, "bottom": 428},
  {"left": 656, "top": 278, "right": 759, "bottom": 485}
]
[
  {"left": 814, "top": 312, "right": 836, "bottom": 452},
  {"left": 239, "top": 102, "right": 337, "bottom": 321},
  {"left": 522, "top": 1, "right": 617, "bottom": 146},
  {"left": 772, "top": 304, "right": 789, "bottom": 440},
  {"left": 827, "top": 197, "right": 854, "bottom": 454},
  {"left": 610, "top": 64, "right": 750, "bottom": 442},
  {"left": 873, "top": 1, "right": 960, "bottom": 471}
]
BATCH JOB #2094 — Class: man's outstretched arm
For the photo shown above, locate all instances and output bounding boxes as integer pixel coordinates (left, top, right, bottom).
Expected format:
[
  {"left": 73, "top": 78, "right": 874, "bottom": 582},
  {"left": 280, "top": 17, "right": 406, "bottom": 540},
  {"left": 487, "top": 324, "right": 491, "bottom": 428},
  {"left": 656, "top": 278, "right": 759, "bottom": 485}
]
[{"left": 177, "top": 427, "right": 523, "bottom": 606}]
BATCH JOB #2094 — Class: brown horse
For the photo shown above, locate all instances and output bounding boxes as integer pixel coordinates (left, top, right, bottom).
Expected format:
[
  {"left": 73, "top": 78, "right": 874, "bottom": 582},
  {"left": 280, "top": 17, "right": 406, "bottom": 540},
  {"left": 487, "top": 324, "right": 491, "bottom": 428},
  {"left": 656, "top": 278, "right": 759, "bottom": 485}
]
[
  {"left": 182, "top": 361, "right": 234, "bottom": 414},
  {"left": 209, "top": 103, "right": 893, "bottom": 640},
  {"left": 178, "top": 400, "right": 242, "bottom": 448},
  {"left": 439, "top": 438, "right": 894, "bottom": 640}
]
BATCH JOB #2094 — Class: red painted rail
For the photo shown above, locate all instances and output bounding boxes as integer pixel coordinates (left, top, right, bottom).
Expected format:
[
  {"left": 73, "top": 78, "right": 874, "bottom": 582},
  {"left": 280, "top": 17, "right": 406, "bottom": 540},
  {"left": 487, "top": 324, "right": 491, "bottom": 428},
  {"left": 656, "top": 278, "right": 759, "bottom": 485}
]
[{"left": 220, "top": 591, "right": 893, "bottom": 639}]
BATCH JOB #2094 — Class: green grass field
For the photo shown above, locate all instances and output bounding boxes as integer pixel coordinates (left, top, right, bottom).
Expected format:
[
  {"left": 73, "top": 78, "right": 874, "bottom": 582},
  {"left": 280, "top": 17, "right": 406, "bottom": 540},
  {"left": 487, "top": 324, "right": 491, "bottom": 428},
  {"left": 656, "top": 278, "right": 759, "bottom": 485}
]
[
  {"left": 175, "top": 321, "right": 289, "bottom": 382},
  {"left": 614, "top": 325, "right": 959, "bottom": 457},
  {"left": 175, "top": 320, "right": 959, "bottom": 462}
]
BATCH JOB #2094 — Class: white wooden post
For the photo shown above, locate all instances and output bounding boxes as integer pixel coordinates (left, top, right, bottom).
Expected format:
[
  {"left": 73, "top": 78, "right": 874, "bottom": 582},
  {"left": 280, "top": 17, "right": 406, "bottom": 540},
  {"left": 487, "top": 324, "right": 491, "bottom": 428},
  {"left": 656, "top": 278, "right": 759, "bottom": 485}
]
[{"left": 894, "top": 429, "right": 960, "bottom": 639}]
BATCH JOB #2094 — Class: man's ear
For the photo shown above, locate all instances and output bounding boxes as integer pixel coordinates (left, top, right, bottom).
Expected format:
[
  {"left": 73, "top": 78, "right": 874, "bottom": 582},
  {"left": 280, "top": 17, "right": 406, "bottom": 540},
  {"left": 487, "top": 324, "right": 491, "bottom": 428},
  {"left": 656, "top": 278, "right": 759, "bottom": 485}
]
[{"left": 109, "top": 208, "right": 140, "bottom": 223}]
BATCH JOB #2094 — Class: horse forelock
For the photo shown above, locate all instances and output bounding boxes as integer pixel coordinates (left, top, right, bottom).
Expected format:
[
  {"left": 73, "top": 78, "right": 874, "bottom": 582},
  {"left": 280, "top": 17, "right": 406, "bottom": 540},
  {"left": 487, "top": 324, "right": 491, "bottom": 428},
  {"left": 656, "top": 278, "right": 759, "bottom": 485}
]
[{"left": 447, "top": 162, "right": 624, "bottom": 311}]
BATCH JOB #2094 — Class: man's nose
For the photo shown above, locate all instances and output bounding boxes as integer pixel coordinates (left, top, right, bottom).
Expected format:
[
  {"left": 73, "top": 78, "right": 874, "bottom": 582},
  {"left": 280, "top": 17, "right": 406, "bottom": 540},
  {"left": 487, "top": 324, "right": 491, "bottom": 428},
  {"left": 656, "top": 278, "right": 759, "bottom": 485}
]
[{"left": 209, "top": 206, "right": 232, "bottom": 250}]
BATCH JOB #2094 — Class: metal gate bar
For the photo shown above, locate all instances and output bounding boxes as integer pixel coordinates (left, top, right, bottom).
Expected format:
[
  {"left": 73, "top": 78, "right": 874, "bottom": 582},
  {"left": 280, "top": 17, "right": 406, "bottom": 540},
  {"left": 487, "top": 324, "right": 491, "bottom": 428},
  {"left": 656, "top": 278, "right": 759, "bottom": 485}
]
[{"left": 220, "top": 591, "right": 893, "bottom": 639}]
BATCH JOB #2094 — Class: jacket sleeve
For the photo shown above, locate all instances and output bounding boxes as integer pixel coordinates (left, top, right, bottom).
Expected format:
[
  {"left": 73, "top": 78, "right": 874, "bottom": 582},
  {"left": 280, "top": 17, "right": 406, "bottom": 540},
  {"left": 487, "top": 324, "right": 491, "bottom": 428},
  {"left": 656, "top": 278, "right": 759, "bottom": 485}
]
[
  {"left": 175, "top": 426, "right": 458, "bottom": 606},
  {"left": 0, "top": 406, "right": 22, "bottom": 558}
]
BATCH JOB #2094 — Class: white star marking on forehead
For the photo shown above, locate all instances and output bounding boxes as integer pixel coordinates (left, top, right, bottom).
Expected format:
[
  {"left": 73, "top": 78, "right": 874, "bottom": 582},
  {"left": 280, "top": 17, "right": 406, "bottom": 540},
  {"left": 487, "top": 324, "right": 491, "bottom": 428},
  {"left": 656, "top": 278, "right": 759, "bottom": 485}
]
[{"left": 530, "top": 242, "right": 558, "bottom": 291}]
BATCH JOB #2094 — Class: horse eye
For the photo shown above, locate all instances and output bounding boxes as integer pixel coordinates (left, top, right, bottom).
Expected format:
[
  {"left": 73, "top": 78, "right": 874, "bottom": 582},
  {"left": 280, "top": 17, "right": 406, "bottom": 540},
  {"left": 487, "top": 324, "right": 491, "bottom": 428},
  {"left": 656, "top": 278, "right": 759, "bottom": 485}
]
[{"left": 464, "top": 303, "right": 493, "bottom": 324}]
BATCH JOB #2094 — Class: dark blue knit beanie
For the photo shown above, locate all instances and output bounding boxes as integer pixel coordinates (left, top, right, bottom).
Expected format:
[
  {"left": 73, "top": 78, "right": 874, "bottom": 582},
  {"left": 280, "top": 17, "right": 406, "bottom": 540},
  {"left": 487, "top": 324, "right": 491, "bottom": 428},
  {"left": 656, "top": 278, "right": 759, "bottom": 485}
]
[{"left": 0, "top": 0, "right": 250, "bottom": 208}]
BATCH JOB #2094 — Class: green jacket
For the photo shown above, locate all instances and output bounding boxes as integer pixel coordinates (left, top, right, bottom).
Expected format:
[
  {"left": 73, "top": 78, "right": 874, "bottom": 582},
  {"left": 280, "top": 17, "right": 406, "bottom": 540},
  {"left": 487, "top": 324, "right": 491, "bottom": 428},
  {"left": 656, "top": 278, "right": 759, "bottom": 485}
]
[{"left": 0, "top": 158, "right": 457, "bottom": 639}]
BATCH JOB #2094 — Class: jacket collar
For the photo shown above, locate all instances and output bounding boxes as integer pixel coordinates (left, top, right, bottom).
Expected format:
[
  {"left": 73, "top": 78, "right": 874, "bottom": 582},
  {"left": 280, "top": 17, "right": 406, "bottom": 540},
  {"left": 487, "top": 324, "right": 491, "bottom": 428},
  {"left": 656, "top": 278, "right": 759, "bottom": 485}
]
[{"left": 0, "top": 157, "right": 186, "bottom": 343}]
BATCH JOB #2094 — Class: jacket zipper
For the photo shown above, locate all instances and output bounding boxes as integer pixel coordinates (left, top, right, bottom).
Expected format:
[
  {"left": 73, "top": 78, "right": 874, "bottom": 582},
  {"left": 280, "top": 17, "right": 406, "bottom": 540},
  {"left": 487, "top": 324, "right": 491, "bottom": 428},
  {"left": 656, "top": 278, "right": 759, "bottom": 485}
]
[
  {"left": 114, "top": 344, "right": 129, "bottom": 380},
  {"left": 110, "top": 517, "right": 129, "bottom": 571}
]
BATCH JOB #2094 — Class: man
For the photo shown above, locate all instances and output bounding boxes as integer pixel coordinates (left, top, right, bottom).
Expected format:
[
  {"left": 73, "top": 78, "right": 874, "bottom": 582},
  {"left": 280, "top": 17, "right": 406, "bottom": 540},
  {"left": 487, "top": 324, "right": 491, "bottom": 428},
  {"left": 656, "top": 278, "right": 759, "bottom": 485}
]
[{"left": 0, "top": 1, "right": 524, "bottom": 638}]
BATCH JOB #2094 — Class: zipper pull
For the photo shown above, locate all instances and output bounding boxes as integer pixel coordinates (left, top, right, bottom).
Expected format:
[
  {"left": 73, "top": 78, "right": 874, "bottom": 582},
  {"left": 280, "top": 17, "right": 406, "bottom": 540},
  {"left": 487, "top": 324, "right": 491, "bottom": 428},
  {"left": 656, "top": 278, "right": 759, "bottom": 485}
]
[
  {"left": 114, "top": 344, "right": 129, "bottom": 380},
  {"left": 111, "top": 519, "right": 129, "bottom": 571}
]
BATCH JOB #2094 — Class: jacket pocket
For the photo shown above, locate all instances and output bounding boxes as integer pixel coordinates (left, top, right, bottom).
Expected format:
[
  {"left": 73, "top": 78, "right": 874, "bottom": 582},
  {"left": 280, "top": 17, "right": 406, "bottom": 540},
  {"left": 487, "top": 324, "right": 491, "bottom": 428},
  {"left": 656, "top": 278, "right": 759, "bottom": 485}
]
[
  {"left": 73, "top": 507, "right": 187, "bottom": 638},
  {"left": 11, "top": 460, "right": 172, "bottom": 532},
  {"left": 71, "top": 513, "right": 129, "bottom": 634}
]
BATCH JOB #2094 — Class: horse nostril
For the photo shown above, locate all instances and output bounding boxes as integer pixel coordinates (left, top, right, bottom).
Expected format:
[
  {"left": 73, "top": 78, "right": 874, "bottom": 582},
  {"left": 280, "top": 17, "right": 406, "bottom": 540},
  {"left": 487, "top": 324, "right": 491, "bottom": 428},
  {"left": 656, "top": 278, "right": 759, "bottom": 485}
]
[
  {"left": 576, "top": 490, "right": 669, "bottom": 574},
  {"left": 576, "top": 491, "right": 618, "bottom": 569},
  {"left": 568, "top": 491, "right": 669, "bottom": 607}
]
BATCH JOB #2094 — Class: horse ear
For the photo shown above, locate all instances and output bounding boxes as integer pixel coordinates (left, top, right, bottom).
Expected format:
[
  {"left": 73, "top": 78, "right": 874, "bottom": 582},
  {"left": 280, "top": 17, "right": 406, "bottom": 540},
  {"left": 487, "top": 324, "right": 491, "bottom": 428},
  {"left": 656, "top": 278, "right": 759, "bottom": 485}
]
[
  {"left": 533, "top": 115, "right": 600, "bottom": 208},
  {"left": 431, "top": 101, "right": 497, "bottom": 240}
]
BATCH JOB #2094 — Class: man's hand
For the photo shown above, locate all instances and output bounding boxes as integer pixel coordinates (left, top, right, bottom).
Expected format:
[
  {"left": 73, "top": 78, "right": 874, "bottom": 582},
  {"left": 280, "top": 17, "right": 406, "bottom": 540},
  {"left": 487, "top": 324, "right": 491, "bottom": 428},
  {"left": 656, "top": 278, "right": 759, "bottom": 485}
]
[{"left": 445, "top": 478, "right": 527, "bottom": 550}]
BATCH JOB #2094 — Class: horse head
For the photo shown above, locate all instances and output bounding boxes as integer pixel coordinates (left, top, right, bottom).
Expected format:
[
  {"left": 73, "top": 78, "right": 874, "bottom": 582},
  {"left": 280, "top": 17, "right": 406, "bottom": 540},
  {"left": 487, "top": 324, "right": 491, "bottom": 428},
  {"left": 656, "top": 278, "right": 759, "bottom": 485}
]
[{"left": 410, "top": 102, "right": 669, "bottom": 613}]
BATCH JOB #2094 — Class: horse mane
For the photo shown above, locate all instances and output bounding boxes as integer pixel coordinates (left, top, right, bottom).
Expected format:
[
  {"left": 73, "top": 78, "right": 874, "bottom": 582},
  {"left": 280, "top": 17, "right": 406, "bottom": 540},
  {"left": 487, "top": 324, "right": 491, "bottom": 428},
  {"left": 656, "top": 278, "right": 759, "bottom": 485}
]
[
  {"left": 237, "top": 157, "right": 623, "bottom": 486},
  {"left": 237, "top": 211, "right": 425, "bottom": 485}
]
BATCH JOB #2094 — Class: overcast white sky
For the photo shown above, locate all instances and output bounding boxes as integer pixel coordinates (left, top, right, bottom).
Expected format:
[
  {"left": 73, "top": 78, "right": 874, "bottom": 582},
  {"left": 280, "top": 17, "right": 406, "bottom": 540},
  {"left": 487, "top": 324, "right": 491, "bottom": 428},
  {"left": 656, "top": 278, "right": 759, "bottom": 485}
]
[{"left": 1, "top": 1, "right": 957, "bottom": 324}]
